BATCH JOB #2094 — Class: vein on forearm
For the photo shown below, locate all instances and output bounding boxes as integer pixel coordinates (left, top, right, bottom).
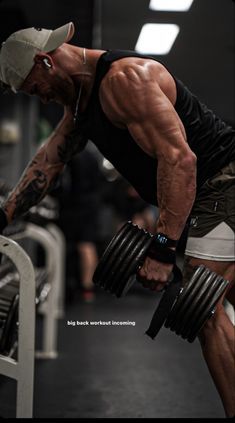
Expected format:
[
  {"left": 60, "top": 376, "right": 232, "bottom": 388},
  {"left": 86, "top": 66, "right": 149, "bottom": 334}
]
[{"left": 156, "top": 157, "right": 196, "bottom": 238}]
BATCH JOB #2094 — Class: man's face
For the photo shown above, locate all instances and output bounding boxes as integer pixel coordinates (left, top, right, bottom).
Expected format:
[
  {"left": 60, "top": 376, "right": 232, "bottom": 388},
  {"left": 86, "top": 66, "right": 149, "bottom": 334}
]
[{"left": 20, "top": 59, "right": 76, "bottom": 106}]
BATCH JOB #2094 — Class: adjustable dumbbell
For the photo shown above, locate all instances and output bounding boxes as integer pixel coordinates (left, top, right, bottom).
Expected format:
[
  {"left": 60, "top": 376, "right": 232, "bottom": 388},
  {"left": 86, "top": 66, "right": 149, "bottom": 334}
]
[{"left": 93, "top": 221, "right": 229, "bottom": 343}]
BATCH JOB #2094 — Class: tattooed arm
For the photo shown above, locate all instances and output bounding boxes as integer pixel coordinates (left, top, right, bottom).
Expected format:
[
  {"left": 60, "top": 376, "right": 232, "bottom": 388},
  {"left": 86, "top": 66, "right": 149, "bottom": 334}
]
[{"left": 2, "top": 110, "right": 86, "bottom": 223}]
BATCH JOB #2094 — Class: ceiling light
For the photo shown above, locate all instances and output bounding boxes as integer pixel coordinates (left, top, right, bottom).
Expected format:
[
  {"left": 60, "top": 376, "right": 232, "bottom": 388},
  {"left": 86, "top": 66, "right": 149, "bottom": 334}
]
[
  {"left": 135, "top": 24, "right": 180, "bottom": 55},
  {"left": 149, "top": 0, "right": 194, "bottom": 12}
]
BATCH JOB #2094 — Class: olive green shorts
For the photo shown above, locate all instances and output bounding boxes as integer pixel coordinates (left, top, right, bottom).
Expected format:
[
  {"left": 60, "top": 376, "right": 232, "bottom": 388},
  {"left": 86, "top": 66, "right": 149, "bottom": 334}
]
[{"left": 185, "top": 161, "right": 235, "bottom": 261}]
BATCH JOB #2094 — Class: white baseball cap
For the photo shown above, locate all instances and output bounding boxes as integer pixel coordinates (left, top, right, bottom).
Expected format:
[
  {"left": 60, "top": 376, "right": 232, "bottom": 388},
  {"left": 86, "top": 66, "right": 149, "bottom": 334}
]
[{"left": 0, "top": 22, "right": 75, "bottom": 93}]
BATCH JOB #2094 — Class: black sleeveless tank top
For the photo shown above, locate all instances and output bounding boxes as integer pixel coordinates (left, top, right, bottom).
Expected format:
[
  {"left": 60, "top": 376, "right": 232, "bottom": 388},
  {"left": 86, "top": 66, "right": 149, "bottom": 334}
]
[{"left": 77, "top": 50, "right": 235, "bottom": 205}]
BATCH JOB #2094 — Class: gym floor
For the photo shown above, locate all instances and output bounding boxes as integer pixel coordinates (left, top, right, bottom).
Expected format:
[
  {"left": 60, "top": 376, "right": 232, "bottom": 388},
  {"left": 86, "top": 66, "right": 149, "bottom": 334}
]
[{"left": 0, "top": 283, "right": 225, "bottom": 419}]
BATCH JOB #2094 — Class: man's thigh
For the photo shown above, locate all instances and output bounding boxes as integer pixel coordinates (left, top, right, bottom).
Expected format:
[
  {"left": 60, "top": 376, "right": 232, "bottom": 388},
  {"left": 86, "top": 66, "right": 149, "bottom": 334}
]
[
  {"left": 185, "top": 161, "right": 235, "bottom": 261},
  {"left": 183, "top": 161, "right": 235, "bottom": 304}
]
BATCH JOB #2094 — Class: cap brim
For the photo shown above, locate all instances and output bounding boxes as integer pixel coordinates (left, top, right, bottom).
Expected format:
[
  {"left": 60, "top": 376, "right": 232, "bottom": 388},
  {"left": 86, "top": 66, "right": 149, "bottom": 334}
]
[{"left": 43, "top": 22, "right": 75, "bottom": 52}]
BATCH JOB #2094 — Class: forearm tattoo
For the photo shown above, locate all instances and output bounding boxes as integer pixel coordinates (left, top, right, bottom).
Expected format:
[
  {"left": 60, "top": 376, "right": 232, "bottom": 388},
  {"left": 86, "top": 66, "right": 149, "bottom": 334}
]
[
  {"left": 11, "top": 171, "right": 47, "bottom": 218},
  {"left": 3, "top": 153, "right": 61, "bottom": 221},
  {"left": 3, "top": 126, "right": 87, "bottom": 222},
  {"left": 57, "top": 128, "right": 87, "bottom": 164}
]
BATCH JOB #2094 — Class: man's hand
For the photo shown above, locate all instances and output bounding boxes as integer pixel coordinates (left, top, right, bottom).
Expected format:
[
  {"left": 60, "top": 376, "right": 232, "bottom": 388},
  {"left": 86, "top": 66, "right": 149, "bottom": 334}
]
[{"left": 137, "top": 257, "right": 174, "bottom": 292}]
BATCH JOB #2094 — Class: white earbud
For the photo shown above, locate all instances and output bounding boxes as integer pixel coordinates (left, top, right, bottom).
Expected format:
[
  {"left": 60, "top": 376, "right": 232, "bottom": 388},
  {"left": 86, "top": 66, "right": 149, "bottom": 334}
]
[{"left": 43, "top": 58, "right": 52, "bottom": 69}]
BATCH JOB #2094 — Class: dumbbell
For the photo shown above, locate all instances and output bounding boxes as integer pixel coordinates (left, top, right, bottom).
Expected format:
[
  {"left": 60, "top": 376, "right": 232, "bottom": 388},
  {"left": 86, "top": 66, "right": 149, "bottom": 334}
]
[
  {"left": 0, "top": 267, "right": 50, "bottom": 355},
  {"left": 93, "top": 221, "right": 229, "bottom": 343}
]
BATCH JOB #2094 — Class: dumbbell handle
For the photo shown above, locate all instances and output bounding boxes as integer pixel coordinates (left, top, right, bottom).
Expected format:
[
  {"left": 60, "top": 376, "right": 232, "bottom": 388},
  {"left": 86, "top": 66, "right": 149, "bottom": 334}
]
[
  {"left": 166, "top": 264, "right": 183, "bottom": 285},
  {"left": 145, "top": 264, "right": 183, "bottom": 339}
]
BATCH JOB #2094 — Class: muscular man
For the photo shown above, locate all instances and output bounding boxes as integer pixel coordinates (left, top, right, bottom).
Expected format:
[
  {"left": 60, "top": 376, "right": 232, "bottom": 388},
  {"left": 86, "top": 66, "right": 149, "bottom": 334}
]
[{"left": 0, "top": 23, "right": 234, "bottom": 417}]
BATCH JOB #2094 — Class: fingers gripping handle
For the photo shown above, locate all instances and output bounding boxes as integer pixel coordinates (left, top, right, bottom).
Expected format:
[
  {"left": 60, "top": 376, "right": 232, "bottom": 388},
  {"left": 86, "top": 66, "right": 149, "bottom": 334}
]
[{"left": 145, "top": 265, "right": 183, "bottom": 339}]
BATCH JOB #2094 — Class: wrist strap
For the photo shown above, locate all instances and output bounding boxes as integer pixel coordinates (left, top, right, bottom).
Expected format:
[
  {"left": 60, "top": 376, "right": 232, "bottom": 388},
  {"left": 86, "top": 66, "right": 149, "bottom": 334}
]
[
  {"left": 147, "top": 243, "right": 176, "bottom": 264},
  {"left": 153, "top": 233, "right": 178, "bottom": 248}
]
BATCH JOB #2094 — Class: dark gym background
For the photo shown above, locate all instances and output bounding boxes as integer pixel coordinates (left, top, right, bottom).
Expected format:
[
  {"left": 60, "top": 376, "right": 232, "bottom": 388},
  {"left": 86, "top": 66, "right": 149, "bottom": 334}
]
[
  {"left": 0, "top": 0, "right": 234, "bottom": 419},
  {"left": 0, "top": 0, "right": 234, "bottom": 185}
]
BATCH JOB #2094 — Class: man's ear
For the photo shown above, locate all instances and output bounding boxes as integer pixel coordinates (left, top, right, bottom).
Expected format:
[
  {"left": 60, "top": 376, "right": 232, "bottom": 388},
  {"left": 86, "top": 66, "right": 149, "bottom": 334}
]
[{"left": 34, "top": 53, "right": 53, "bottom": 69}]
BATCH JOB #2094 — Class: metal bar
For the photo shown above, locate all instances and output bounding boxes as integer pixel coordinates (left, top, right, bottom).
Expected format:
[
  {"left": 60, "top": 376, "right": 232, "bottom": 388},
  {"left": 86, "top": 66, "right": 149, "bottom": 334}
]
[
  {"left": 23, "top": 224, "right": 58, "bottom": 359},
  {"left": 0, "top": 354, "right": 18, "bottom": 379},
  {"left": 0, "top": 235, "right": 35, "bottom": 418},
  {"left": 46, "top": 223, "right": 66, "bottom": 319}
]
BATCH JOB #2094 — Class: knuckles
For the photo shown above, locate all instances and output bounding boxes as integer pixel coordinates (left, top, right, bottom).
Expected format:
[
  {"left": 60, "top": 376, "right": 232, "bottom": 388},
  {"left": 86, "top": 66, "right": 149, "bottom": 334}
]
[{"left": 137, "top": 257, "right": 173, "bottom": 290}]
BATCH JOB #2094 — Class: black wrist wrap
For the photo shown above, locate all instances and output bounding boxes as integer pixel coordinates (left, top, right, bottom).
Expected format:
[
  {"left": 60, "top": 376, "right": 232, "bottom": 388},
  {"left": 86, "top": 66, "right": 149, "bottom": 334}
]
[
  {"left": 0, "top": 208, "right": 8, "bottom": 233},
  {"left": 153, "top": 233, "right": 178, "bottom": 248},
  {"left": 147, "top": 241, "right": 176, "bottom": 264}
]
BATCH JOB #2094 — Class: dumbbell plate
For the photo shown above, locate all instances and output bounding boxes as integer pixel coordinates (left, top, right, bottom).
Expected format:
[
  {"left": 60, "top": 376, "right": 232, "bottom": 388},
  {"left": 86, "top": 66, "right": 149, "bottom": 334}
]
[
  {"left": 93, "top": 222, "right": 133, "bottom": 287},
  {"left": 165, "top": 265, "right": 229, "bottom": 342},
  {"left": 187, "top": 275, "right": 229, "bottom": 342},
  {"left": 93, "top": 221, "right": 153, "bottom": 297}
]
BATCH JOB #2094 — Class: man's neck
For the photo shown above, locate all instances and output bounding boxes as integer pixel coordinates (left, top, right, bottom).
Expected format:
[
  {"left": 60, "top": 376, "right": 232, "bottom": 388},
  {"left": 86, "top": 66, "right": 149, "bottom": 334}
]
[{"left": 75, "top": 48, "right": 105, "bottom": 114}]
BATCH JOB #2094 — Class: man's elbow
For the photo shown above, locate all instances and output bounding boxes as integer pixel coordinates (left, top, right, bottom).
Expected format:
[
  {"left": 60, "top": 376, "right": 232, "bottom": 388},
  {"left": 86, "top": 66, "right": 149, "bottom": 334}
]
[
  {"left": 180, "top": 150, "right": 197, "bottom": 171},
  {"left": 171, "top": 149, "right": 197, "bottom": 187},
  {"left": 179, "top": 150, "right": 197, "bottom": 190},
  {"left": 168, "top": 148, "right": 197, "bottom": 171}
]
